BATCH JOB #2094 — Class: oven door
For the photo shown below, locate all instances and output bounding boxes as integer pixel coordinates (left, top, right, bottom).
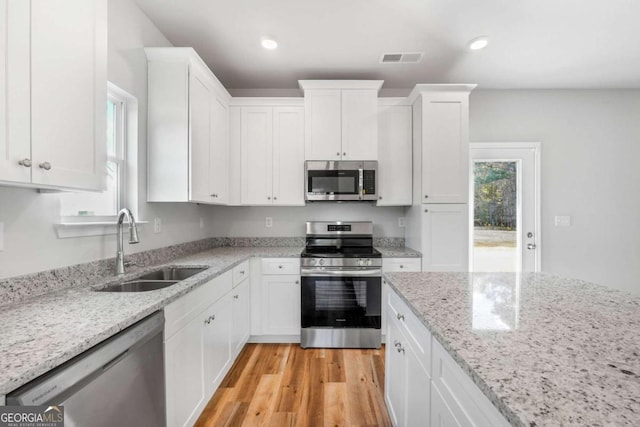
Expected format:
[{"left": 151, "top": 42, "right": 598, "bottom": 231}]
[{"left": 301, "top": 269, "right": 381, "bottom": 329}]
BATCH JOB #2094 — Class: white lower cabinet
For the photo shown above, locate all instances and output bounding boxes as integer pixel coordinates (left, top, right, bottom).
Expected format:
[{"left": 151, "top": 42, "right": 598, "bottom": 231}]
[
  {"left": 164, "top": 312, "right": 206, "bottom": 427},
  {"left": 385, "top": 289, "right": 431, "bottom": 427},
  {"left": 262, "top": 275, "right": 301, "bottom": 335},
  {"left": 230, "top": 279, "right": 250, "bottom": 358},
  {"left": 385, "top": 287, "right": 509, "bottom": 427},
  {"left": 382, "top": 258, "right": 421, "bottom": 335},
  {"left": 164, "top": 269, "right": 244, "bottom": 427},
  {"left": 202, "top": 295, "right": 232, "bottom": 397}
]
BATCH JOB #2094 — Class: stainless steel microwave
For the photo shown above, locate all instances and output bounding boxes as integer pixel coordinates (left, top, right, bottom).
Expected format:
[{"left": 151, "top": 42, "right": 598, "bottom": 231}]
[{"left": 305, "top": 161, "right": 378, "bottom": 201}]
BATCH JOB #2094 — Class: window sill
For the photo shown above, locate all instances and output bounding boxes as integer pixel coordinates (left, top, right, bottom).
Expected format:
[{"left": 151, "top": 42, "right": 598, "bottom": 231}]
[{"left": 54, "top": 221, "right": 148, "bottom": 239}]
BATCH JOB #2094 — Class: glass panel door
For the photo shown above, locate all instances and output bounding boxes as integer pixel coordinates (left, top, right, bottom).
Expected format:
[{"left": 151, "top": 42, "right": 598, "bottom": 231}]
[{"left": 470, "top": 144, "right": 540, "bottom": 272}]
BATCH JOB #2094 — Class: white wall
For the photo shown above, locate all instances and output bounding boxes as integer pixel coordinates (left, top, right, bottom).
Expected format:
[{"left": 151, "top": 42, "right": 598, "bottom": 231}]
[
  {"left": 470, "top": 90, "right": 640, "bottom": 295},
  {"left": 0, "top": 0, "right": 215, "bottom": 279},
  {"left": 208, "top": 204, "right": 406, "bottom": 238}
]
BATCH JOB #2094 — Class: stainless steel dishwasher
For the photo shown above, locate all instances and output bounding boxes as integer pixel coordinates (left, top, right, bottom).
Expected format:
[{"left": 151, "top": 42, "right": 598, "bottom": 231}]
[{"left": 7, "top": 311, "right": 166, "bottom": 427}]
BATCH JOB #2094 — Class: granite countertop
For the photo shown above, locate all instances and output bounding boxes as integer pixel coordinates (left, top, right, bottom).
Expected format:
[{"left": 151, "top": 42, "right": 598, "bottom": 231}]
[
  {"left": 0, "top": 246, "right": 302, "bottom": 396},
  {"left": 383, "top": 272, "right": 640, "bottom": 426},
  {"left": 376, "top": 246, "right": 421, "bottom": 258}
]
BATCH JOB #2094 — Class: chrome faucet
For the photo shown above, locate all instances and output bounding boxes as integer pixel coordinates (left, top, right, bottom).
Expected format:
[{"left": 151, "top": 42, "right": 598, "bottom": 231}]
[{"left": 115, "top": 208, "right": 140, "bottom": 275}]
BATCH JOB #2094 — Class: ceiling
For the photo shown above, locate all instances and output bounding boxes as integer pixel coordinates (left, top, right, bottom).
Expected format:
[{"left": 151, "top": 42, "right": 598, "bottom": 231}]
[{"left": 134, "top": 0, "right": 640, "bottom": 91}]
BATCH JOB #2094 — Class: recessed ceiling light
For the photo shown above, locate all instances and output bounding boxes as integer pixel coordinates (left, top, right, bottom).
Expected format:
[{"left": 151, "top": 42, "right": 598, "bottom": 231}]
[
  {"left": 468, "top": 36, "right": 489, "bottom": 51},
  {"left": 261, "top": 38, "right": 278, "bottom": 50}
]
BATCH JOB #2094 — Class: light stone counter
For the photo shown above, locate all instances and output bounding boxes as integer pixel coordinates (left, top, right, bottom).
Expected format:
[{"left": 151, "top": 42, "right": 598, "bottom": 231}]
[
  {"left": 384, "top": 272, "right": 640, "bottom": 426},
  {"left": 0, "top": 246, "right": 302, "bottom": 396}
]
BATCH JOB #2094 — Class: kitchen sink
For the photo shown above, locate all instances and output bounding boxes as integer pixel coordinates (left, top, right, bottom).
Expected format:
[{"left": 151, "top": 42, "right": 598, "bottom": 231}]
[
  {"left": 95, "top": 267, "right": 208, "bottom": 292},
  {"left": 136, "top": 267, "right": 208, "bottom": 281},
  {"left": 96, "top": 280, "right": 180, "bottom": 293}
]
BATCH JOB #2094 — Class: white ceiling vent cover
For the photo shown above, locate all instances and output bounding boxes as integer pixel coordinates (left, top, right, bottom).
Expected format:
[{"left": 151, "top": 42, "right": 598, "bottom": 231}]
[{"left": 380, "top": 52, "right": 424, "bottom": 64}]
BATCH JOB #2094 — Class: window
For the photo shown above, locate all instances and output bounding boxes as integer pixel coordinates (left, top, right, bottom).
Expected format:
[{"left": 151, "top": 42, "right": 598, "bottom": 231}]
[{"left": 56, "top": 83, "right": 139, "bottom": 237}]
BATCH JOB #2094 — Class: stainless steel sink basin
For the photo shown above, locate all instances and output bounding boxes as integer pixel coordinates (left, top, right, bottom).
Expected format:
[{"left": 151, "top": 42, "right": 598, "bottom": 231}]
[
  {"left": 95, "top": 267, "right": 208, "bottom": 292},
  {"left": 136, "top": 267, "right": 208, "bottom": 281},
  {"left": 96, "top": 280, "right": 179, "bottom": 292}
]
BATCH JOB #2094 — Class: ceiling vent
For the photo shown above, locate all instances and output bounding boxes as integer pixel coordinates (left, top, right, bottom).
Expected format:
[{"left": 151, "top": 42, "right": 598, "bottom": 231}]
[{"left": 380, "top": 52, "right": 424, "bottom": 64}]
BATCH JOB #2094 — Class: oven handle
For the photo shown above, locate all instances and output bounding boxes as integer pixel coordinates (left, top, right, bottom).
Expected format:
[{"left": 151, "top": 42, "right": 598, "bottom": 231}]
[
  {"left": 301, "top": 268, "right": 382, "bottom": 277},
  {"left": 358, "top": 168, "right": 364, "bottom": 200}
]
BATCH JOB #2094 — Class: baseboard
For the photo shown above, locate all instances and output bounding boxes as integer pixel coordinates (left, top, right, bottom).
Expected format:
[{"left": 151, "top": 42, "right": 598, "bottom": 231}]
[{"left": 249, "top": 334, "right": 301, "bottom": 343}]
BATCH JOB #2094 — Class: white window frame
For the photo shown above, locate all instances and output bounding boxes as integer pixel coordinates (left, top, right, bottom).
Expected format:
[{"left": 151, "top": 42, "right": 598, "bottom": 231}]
[{"left": 54, "top": 82, "right": 144, "bottom": 238}]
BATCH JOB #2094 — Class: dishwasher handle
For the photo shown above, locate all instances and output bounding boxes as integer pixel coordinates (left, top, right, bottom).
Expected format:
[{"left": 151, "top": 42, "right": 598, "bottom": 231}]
[{"left": 7, "top": 311, "right": 164, "bottom": 406}]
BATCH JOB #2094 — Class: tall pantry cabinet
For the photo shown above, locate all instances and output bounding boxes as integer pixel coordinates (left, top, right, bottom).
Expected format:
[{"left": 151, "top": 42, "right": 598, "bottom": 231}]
[{"left": 405, "top": 85, "right": 476, "bottom": 272}]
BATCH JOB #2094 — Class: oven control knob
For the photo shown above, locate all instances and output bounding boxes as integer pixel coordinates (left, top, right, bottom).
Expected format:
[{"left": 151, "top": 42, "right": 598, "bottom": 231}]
[
  {"left": 319, "top": 259, "right": 324, "bottom": 266},
  {"left": 309, "top": 259, "right": 316, "bottom": 266},
  {"left": 366, "top": 259, "right": 372, "bottom": 266}
]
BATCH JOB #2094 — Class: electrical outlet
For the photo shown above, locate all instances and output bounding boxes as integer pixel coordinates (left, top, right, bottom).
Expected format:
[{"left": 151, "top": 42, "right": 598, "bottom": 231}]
[
  {"left": 398, "top": 217, "right": 405, "bottom": 228},
  {"left": 0, "top": 222, "right": 4, "bottom": 251},
  {"left": 265, "top": 217, "right": 273, "bottom": 228},
  {"left": 199, "top": 217, "right": 204, "bottom": 229},
  {"left": 154, "top": 217, "right": 162, "bottom": 233}
]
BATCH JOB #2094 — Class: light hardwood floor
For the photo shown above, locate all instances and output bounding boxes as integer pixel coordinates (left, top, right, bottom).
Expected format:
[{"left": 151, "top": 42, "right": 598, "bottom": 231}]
[{"left": 194, "top": 343, "right": 392, "bottom": 427}]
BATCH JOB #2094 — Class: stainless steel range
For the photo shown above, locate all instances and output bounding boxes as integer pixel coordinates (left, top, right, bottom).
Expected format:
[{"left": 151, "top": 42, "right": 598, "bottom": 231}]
[{"left": 300, "top": 221, "right": 382, "bottom": 349}]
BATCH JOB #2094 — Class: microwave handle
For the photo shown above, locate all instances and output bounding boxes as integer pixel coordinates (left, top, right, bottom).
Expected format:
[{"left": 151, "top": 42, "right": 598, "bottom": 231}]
[{"left": 358, "top": 168, "right": 364, "bottom": 200}]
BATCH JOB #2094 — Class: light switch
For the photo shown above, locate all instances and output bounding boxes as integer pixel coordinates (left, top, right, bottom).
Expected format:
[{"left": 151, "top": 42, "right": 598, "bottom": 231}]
[
  {"left": 555, "top": 216, "right": 571, "bottom": 227},
  {"left": 154, "top": 217, "right": 162, "bottom": 233},
  {"left": 265, "top": 217, "right": 273, "bottom": 228},
  {"left": 0, "top": 222, "right": 4, "bottom": 251},
  {"left": 398, "top": 217, "right": 405, "bottom": 228}
]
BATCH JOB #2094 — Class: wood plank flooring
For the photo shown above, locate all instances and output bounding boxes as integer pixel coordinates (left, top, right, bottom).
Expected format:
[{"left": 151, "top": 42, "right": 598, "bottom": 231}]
[{"left": 195, "top": 344, "right": 392, "bottom": 427}]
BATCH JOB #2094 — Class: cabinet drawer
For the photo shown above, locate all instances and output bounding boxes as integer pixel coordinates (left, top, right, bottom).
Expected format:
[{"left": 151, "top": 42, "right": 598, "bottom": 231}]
[
  {"left": 164, "top": 270, "right": 233, "bottom": 340},
  {"left": 232, "top": 260, "right": 250, "bottom": 287},
  {"left": 382, "top": 258, "right": 421, "bottom": 272},
  {"left": 261, "top": 258, "right": 300, "bottom": 275},
  {"left": 387, "top": 289, "right": 431, "bottom": 374},
  {"left": 431, "top": 339, "right": 510, "bottom": 427}
]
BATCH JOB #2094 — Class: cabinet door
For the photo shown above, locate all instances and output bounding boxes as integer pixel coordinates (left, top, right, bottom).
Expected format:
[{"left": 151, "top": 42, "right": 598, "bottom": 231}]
[
  {"left": 406, "top": 344, "right": 431, "bottom": 427},
  {"left": 30, "top": 0, "right": 107, "bottom": 190},
  {"left": 422, "top": 204, "right": 469, "bottom": 272},
  {"left": 210, "top": 95, "right": 229, "bottom": 204},
  {"left": 304, "top": 89, "right": 341, "bottom": 160},
  {"left": 203, "top": 295, "right": 231, "bottom": 397},
  {"left": 0, "top": 0, "right": 30, "bottom": 183},
  {"left": 262, "top": 275, "right": 301, "bottom": 335},
  {"left": 273, "top": 107, "right": 305, "bottom": 206},
  {"left": 189, "top": 71, "right": 213, "bottom": 203},
  {"left": 385, "top": 311, "right": 407, "bottom": 427},
  {"left": 241, "top": 107, "right": 273, "bottom": 204},
  {"left": 165, "top": 315, "right": 205, "bottom": 427},
  {"left": 421, "top": 93, "right": 469, "bottom": 204},
  {"left": 377, "top": 105, "right": 412, "bottom": 206},
  {"left": 431, "top": 385, "right": 462, "bottom": 427},
  {"left": 341, "top": 90, "right": 378, "bottom": 160},
  {"left": 231, "top": 279, "right": 250, "bottom": 357}
]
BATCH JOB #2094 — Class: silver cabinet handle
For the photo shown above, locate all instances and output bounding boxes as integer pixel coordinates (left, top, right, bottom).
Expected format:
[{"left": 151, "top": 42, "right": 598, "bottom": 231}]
[
  {"left": 397, "top": 346, "right": 405, "bottom": 354},
  {"left": 343, "top": 152, "right": 346, "bottom": 156},
  {"left": 424, "top": 209, "right": 429, "bottom": 213},
  {"left": 239, "top": 270, "right": 245, "bottom": 275},
  {"left": 278, "top": 265, "right": 283, "bottom": 269},
  {"left": 378, "top": 196, "right": 382, "bottom": 200},
  {"left": 18, "top": 158, "right": 32, "bottom": 167},
  {"left": 394, "top": 340, "right": 401, "bottom": 348},
  {"left": 233, "top": 295, "right": 239, "bottom": 300},
  {"left": 295, "top": 280, "right": 299, "bottom": 284},
  {"left": 424, "top": 195, "right": 428, "bottom": 199},
  {"left": 267, "top": 196, "right": 271, "bottom": 200},
  {"left": 273, "top": 196, "right": 277, "bottom": 200},
  {"left": 336, "top": 152, "right": 340, "bottom": 156},
  {"left": 399, "top": 265, "right": 404, "bottom": 269},
  {"left": 205, "top": 314, "right": 216, "bottom": 325},
  {"left": 397, "top": 313, "right": 405, "bottom": 321},
  {"left": 39, "top": 162, "right": 52, "bottom": 171},
  {"left": 527, "top": 243, "right": 537, "bottom": 250}
]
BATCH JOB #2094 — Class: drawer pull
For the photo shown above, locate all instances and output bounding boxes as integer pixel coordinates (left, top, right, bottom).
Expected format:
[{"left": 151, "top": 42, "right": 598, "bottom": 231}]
[
  {"left": 397, "top": 313, "right": 405, "bottom": 321},
  {"left": 397, "top": 346, "right": 405, "bottom": 354},
  {"left": 239, "top": 270, "right": 245, "bottom": 275},
  {"left": 394, "top": 340, "right": 401, "bottom": 348},
  {"left": 399, "top": 265, "right": 404, "bottom": 269},
  {"left": 278, "top": 265, "right": 283, "bottom": 269},
  {"left": 233, "top": 294, "right": 239, "bottom": 300}
]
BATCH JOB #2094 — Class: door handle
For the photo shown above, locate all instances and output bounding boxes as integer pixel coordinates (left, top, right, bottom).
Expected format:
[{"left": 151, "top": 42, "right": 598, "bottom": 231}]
[{"left": 527, "top": 243, "right": 536, "bottom": 250}]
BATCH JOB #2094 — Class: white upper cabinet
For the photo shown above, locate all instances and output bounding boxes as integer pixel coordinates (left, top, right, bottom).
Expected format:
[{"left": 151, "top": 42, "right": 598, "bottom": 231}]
[
  {"left": 377, "top": 101, "right": 412, "bottom": 206},
  {"left": 146, "top": 47, "right": 231, "bottom": 204},
  {"left": 0, "top": 0, "right": 107, "bottom": 191},
  {"left": 235, "top": 99, "right": 305, "bottom": 206},
  {"left": 411, "top": 85, "right": 475, "bottom": 204},
  {"left": 300, "top": 80, "right": 382, "bottom": 161}
]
